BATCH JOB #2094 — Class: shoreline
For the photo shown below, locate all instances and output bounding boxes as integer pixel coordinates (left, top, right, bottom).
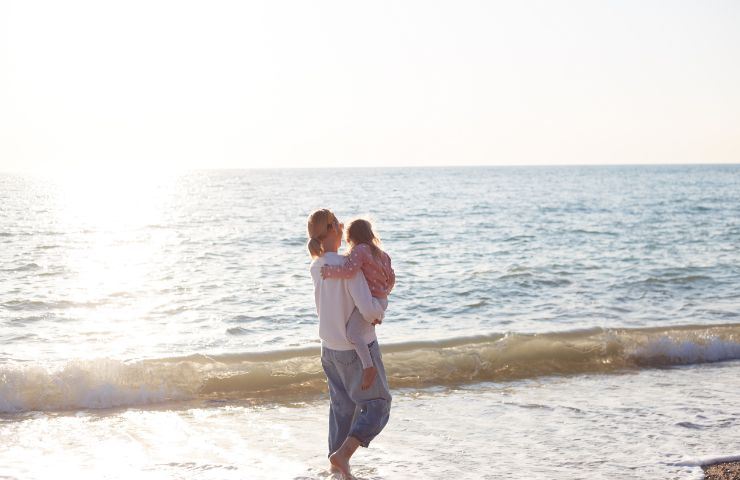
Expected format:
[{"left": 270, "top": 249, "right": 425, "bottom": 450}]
[
  {"left": 704, "top": 461, "right": 740, "bottom": 480},
  {"left": 2, "top": 362, "right": 740, "bottom": 479}
]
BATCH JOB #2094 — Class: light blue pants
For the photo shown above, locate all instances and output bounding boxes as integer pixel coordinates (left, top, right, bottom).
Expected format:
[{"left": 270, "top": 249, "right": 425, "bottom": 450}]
[{"left": 321, "top": 340, "right": 392, "bottom": 454}]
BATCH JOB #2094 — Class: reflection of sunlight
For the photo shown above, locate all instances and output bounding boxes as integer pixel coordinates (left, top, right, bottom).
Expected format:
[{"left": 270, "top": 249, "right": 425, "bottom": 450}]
[
  {"left": 54, "top": 168, "right": 174, "bottom": 231},
  {"left": 49, "top": 169, "right": 180, "bottom": 355}
]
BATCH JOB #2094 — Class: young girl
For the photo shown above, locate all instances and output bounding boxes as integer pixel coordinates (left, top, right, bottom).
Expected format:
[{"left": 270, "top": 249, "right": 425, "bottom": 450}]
[{"left": 321, "top": 218, "right": 395, "bottom": 390}]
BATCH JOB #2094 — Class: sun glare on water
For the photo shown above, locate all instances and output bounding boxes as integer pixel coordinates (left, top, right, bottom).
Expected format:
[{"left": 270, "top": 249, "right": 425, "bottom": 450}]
[
  {"left": 42, "top": 168, "right": 182, "bottom": 359},
  {"left": 53, "top": 168, "right": 175, "bottom": 230}
]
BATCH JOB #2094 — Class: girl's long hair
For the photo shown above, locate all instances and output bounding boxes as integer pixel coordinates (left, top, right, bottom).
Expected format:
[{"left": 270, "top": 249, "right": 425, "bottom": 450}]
[{"left": 346, "top": 219, "right": 382, "bottom": 258}]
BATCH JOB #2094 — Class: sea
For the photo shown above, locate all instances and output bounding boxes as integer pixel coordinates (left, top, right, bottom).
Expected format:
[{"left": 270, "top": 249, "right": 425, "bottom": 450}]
[{"left": 1, "top": 165, "right": 739, "bottom": 479}]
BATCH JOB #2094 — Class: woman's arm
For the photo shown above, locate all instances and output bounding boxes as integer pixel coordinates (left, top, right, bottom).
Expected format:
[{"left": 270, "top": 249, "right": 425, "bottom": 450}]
[{"left": 321, "top": 244, "right": 369, "bottom": 279}]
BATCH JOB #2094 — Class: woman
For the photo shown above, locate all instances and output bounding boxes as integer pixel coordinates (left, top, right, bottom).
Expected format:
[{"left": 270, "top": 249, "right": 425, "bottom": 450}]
[{"left": 306, "top": 208, "right": 392, "bottom": 477}]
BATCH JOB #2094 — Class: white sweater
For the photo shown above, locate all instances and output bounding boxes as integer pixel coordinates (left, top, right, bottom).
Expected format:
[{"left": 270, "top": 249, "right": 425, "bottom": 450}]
[{"left": 310, "top": 252, "right": 386, "bottom": 351}]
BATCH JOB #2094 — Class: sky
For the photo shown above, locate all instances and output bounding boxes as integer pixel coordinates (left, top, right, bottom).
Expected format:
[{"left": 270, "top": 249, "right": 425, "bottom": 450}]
[{"left": 1, "top": 0, "right": 739, "bottom": 172}]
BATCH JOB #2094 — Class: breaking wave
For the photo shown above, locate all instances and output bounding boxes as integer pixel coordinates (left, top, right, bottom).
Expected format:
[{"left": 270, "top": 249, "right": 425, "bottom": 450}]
[{"left": 2, "top": 323, "right": 740, "bottom": 413}]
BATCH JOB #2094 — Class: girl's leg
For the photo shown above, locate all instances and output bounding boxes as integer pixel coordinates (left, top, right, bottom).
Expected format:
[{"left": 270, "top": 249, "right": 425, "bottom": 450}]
[{"left": 346, "top": 307, "right": 374, "bottom": 369}]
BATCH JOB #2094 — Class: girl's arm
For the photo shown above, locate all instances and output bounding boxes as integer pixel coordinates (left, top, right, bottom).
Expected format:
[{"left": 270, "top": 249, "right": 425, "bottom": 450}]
[
  {"left": 387, "top": 255, "right": 396, "bottom": 292},
  {"left": 321, "top": 244, "right": 369, "bottom": 279}
]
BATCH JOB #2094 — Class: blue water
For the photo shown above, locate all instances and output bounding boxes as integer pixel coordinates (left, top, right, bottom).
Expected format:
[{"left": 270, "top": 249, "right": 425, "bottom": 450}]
[{"left": 1, "top": 165, "right": 739, "bottom": 362}]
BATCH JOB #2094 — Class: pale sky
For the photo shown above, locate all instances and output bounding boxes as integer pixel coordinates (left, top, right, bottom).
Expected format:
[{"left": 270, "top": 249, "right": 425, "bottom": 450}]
[{"left": 1, "top": 0, "right": 739, "bottom": 172}]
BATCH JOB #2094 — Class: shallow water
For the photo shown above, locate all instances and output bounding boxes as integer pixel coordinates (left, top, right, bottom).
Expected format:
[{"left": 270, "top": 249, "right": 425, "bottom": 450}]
[{"left": 2, "top": 360, "right": 738, "bottom": 479}]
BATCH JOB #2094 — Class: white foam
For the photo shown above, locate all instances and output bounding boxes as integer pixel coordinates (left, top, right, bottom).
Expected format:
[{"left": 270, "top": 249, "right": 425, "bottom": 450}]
[
  {"left": 630, "top": 336, "right": 740, "bottom": 364},
  {"left": 675, "top": 454, "right": 740, "bottom": 467},
  {"left": 0, "top": 359, "right": 194, "bottom": 413}
]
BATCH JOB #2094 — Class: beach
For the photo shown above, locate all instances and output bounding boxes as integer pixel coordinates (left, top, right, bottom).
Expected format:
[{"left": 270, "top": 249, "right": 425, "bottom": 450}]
[{"left": 704, "top": 462, "right": 740, "bottom": 480}]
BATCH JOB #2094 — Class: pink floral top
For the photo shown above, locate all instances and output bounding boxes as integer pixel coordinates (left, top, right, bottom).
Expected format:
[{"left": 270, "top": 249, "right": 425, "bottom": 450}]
[{"left": 321, "top": 243, "right": 395, "bottom": 299}]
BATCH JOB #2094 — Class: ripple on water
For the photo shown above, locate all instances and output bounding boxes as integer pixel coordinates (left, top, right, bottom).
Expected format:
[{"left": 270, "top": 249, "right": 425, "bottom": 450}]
[{"left": 2, "top": 166, "right": 740, "bottom": 358}]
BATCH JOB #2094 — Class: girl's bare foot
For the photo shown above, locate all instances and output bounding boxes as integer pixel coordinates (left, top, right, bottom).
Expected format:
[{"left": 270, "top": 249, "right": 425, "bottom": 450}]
[{"left": 361, "top": 366, "right": 377, "bottom": 390}]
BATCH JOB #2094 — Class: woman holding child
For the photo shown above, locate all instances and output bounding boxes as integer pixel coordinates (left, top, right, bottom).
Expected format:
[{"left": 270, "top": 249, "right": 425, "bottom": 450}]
[{"left": 306, "top": 208, "right": 395, "bottom": 477}]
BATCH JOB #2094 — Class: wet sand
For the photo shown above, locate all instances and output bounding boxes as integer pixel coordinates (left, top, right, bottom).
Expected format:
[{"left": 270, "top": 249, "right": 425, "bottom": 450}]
[{"left": 704, "top": 461, "right": 740, "bottom": 480}]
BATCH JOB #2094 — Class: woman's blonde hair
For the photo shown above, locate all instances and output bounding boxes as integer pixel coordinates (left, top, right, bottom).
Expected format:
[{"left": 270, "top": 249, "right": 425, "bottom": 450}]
[
  {"left": 306, "top": 208, "right": 339, "bottom": 258},
  {"left": 346, "top": 218, "right": 382, "bottom": 258}
]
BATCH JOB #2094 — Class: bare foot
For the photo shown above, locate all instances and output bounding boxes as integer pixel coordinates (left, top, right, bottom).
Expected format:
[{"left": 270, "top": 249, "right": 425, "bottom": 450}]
[
  {"left": 361, "top": 366, "right": 377, "bottom": 390},
  {"left": 329, "top": 451, "right": 351, "bottom": 477},
  {"left": 329, "top": 436, "right": 361, "bottom": 478}
]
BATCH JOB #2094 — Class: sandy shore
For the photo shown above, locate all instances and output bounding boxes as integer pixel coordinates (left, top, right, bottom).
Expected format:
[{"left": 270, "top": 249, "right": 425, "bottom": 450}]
[{"left": 704, "top": 461, "right": 740, "bottom": 480}]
